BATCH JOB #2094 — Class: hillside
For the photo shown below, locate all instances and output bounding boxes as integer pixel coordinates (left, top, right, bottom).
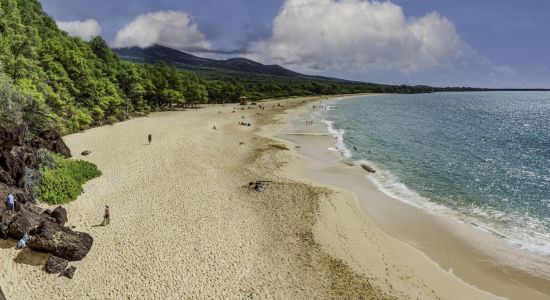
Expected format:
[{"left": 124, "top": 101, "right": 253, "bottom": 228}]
[
  {"left": 114, "top": 45, "right": 306, "bottom": 78},
  {"left": 0, "top": 0, "right": 436, "bottom": 136}
]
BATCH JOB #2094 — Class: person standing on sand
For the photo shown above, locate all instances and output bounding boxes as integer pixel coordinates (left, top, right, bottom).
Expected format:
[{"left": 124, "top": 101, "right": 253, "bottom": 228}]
[
  {"left": 148, "top": 134, "right": 152, "bottom": 144},
  {"left": 102, "top": 205, "right": 110, "bottom": 226}
]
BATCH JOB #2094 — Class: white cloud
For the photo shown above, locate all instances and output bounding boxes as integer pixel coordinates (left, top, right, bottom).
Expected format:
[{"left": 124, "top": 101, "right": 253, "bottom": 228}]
[
  {"left": 249, "top": 0, "right": 464, "bottom": 73},
  {"left": 113, "top": 10, "right": 211, "bottom": 51},
  {"left": 56, "top": 19, "right": 102, "bottom": 41}
]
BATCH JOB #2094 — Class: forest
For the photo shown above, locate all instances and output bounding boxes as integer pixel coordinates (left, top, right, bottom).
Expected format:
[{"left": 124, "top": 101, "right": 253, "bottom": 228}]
[{"left": 0, "top": 0, "right": 435, "bottom": 135}]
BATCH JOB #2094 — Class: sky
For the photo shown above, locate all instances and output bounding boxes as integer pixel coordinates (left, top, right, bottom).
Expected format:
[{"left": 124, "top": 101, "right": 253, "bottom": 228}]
[{"left": 41, "top": 0, "right": 550, "bottom": 88}]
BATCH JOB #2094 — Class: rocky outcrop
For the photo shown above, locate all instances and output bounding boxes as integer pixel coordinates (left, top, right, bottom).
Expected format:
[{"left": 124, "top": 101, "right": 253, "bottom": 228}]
[
  {"left": 30, "top": 129, "right": 71, "bottom": 158},
  {"left": 1, "top": 204, "right": 93, "bottom": 261},
  {"left": 28, "top": 221, "right": 93, "bottom": 261},
  {"left": 0, "top": 122, "right": 93, "bottom": 269},
  {"left": 51, "top": 206, "right": 68, "bottom": 226},
  {"left": 45, "top": 255, "right": 69, "bottom": 274}
]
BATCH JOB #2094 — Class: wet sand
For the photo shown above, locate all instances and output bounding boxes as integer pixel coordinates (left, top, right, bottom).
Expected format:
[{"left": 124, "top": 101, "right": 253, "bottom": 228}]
[{"left": 274, "top": 98, "right": 550, "bottom": 299}]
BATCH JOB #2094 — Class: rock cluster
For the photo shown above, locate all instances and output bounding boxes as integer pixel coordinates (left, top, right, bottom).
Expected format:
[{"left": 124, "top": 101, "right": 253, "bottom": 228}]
[
  {"left": 0, "top": 205, "right": 93, "bottom": 261},
  {"left": 0, "top": 124, "right": 93, "bottom": 266},
  {"left": 45, "top": 255, "right": 68, "bottom": 274}
]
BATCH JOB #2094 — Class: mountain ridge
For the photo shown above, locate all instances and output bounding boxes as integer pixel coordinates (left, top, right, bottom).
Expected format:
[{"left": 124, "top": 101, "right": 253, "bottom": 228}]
[{"left": 113, "top": 45, "right": 346, "bottom": 81}]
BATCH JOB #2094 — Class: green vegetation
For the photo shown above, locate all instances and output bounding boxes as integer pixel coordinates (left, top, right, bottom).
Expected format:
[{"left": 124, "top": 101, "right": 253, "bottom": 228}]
[
  {"left": 36, "top": 149, "right": 101, "bottom": 204},
  {"left": 0, "top": 0, "right": 436, "bottom": 136},
  {"left": 0, "top": 0, "right": 209, "bottom": 134},
  {"left": 195, "top": 69, "right": 433, "bottom": 102}
]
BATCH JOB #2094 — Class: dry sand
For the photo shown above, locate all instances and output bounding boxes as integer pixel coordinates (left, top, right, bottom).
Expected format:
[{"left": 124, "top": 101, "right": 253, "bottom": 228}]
[{"left": 0, "top": 98, "right": 506, "bottom": 299}]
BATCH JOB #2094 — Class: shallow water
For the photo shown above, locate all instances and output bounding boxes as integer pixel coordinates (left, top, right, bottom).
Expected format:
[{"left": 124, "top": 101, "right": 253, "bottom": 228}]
[{"left": 323, "top": 92, "right": 550, "bottom": 256}]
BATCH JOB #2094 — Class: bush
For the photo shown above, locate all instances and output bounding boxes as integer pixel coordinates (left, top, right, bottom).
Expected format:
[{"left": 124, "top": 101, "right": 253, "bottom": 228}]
[{"left": 36, "top": 150, "right": 102, "bottom": 204}]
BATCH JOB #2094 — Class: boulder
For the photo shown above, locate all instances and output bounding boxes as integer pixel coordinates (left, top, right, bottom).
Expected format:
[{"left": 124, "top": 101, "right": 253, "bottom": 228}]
[
  {"left": 12, "top": 146, "right": 39, "bottom": 168},
  {"left": 81, "top": 150, "right": 91, "bottom": 156},
  {"left": 6, "top": 206, "right": 44, "bottom": 239},
  {"left": 0, "top": 150, "right": 25, "bottom": 187},
  {"left": 45, "top": 255, "right": 69, "bottom": 274},
  {"left": 61, "top": 265, "right": 77, "bottom": 279},
  {"left": 0, "top": 170, "right": 14, "bottom": 186},
  {"left": 361, "top": 164, "right": 376, "bottom": 173},
  {"left": 51, "top": 206, "right": 68, "bottom": 225},
  {"left": 28, "top": 221, "right": 93, "bottom": 261},
  {"left": 0, "top": 124, "right": 26, "bottom": 150},
  {"left": 31, "top": 129, "right": 71, "bottom": 158}
]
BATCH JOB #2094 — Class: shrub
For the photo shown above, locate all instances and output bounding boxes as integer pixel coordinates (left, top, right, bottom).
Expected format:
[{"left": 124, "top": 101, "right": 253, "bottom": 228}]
[{"left": 36, "top": 150, "right": 102, "bottom": 204}]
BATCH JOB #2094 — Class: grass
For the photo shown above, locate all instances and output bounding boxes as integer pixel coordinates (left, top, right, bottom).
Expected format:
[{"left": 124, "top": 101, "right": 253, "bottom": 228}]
[{"left": 36, "top": 150, "right": 102, "bottom": 204}]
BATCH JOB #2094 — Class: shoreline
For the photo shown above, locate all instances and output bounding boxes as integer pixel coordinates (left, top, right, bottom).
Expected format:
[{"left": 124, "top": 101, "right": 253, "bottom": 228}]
[
  {"left": 0, "top": 95, "right": 546, "bottom": 299},
  {"left": 271, "top": 96, "right": 550, "bottom": 299}
]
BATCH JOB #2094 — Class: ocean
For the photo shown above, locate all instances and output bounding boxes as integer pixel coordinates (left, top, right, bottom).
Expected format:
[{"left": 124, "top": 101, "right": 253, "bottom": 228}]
[{"left": 323, "top": 92, "right": 550, "bottom": 256}]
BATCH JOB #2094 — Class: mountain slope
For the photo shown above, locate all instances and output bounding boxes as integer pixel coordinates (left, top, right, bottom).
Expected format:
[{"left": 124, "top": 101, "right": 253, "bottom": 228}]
[{"left": 114, "top": 45, "right": 309, "bottom": 78}]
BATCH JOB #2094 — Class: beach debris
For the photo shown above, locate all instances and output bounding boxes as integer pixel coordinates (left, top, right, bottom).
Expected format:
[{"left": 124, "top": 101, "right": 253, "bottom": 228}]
[
  {"left": 361, "top": 164, "right": 376, "bottom": 173},
  {"left": 45, "top": 255, "right": 69, "bottom": 274},
  {"left": 270, "top": 143, "right": 289, "bottom": 150},
  {"left": 249, "top": 181, "right": 270, "bottom": 192},
  {"left": 61, "top": 265, "right": 77, "bottom": 279},
  {"left": 343, "top": 161, "right": 355, "bottom": 167},
  {"left": 81, "top": 150, "right": 91, "bottom": 156}
]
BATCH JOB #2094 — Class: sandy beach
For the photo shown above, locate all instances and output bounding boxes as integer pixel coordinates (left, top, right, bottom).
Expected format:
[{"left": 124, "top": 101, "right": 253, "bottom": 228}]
[{"left": 0, "top": 97, "right": 543, "bottom": 299}]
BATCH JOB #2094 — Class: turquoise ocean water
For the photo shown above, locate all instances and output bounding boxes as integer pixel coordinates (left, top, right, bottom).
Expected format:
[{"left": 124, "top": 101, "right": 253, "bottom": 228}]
[{"left": 324, "top": 92, "right": 550, "bottom": 256}]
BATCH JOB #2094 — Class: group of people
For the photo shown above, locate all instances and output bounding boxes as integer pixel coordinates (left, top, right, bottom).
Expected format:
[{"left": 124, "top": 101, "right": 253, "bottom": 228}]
[
  {"left": 4, "top": 192, "right": 29, "bottom": 249},
  {"left": 3, "top": 192, "right": 111, "bottom": 251}
]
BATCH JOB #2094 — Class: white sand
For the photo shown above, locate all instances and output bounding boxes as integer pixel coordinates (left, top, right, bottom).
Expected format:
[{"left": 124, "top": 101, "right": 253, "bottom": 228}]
[{"left": 0, "top": 99, "right": 502, "bottom": 299}]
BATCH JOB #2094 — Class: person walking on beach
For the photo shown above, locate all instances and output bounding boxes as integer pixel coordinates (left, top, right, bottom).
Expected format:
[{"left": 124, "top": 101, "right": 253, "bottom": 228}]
[
  {"left": 148, "top": 134, "right": 152, "bottom": 145},
  {"left": 102, "top": 205, "right": 110, "bottom": 226},
  {"left": 5, "top": 192, "right": 15, "bottom": 212}
]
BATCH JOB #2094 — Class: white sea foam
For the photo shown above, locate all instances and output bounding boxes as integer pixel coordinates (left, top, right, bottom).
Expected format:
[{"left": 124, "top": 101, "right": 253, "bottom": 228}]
[
  {"left": 320, "top": 114, "right": 550, "bottom": 258},
  {"left": 322, "top": 119, "right": 352, "bottom": 158}
]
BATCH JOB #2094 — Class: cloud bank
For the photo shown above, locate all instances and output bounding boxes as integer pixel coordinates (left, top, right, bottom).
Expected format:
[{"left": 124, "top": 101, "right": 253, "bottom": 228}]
[
  {"left": 113, "top": 11, "right": 212, "bottom": 51},
  {"left": 250, "top": 0, "right": 464, "bottom": 73},
  {"left": 56, "top": 19, "right": 102, "bottom": 41}
]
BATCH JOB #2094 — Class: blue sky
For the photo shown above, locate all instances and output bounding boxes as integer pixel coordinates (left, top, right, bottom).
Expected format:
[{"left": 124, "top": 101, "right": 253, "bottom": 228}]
[{"left": 41, "top": 0, "right": 550, "bottom": 88}]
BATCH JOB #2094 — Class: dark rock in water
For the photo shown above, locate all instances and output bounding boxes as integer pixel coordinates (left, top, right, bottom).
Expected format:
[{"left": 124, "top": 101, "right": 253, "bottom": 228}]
[
  {"left": 28, "top": 221, "right": 93, "bottom": 261},
  {"left": 45, "top": 255, "right": 68, "bottom": 274},
  {"left": 361, "top": 164, "right": 376, "bottom": 173},
  {"left": 61, "top": 265, "right": 76, "bottom": 279},
  {"left": 81, "top": 150, "right": 91, "bottom": 156},
  {"left": 51, "top": 206, "right": 68, "bottom": 226}
]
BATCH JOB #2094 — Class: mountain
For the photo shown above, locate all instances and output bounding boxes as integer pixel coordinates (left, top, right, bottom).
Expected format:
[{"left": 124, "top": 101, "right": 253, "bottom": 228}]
[{"left": 114, "top": 45, "right": 323, "bottom": 79}]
